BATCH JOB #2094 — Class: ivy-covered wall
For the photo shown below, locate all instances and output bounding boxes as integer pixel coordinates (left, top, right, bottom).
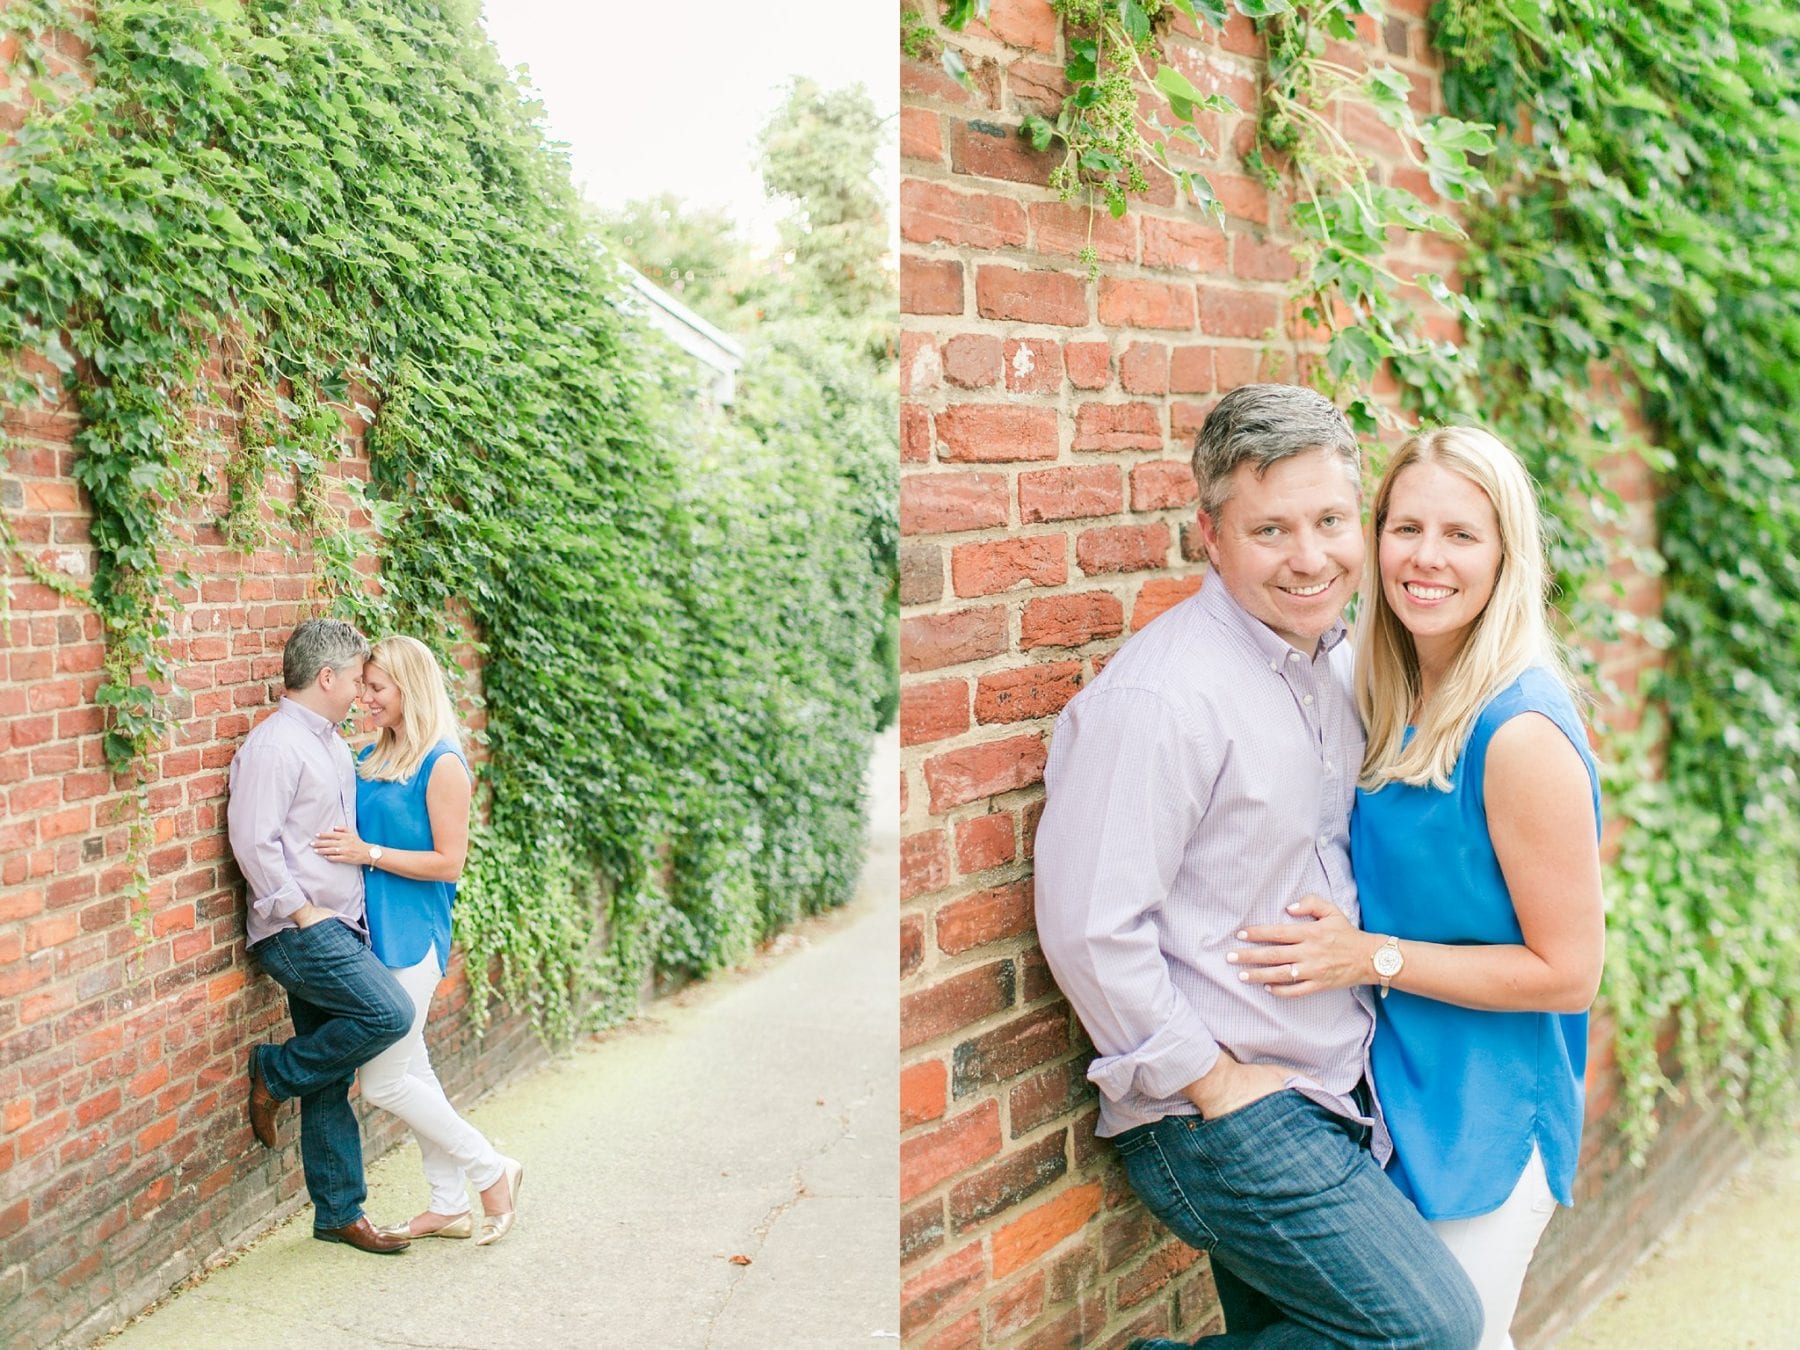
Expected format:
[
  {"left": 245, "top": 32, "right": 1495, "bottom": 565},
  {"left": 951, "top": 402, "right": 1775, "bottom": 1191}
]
[{"left": 0, "top": 1, "right": 892, "bottom": 1342}]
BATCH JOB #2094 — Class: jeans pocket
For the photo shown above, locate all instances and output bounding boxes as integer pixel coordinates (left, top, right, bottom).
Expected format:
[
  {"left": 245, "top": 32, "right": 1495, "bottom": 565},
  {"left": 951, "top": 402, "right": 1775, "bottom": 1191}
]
[
  {"left": 1190, "top": 1092, "right": 1352, "bottom": 1203},
  {"left": 1120, "top": 1125, "right": 1220, "bottom": 1253}
]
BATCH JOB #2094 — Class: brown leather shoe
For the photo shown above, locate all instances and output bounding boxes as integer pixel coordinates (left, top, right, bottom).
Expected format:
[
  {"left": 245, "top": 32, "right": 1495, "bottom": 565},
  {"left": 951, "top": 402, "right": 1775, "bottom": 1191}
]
[
  {"left": 247, "top": 1047, "right": 280, "bottom": 1149},
  {"left": 313, "top": 1216, "right": 410, "bottom": 1254}
]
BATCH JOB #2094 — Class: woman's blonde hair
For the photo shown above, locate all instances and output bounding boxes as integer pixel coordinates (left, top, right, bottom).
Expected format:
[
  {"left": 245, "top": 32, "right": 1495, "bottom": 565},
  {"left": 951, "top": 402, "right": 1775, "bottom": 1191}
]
[
  {"left": 1355, "top": 426, "right": 1571, "bottom": 791},
  {"left": 358, "top": 635, "right": 463, "bottom": 783}
]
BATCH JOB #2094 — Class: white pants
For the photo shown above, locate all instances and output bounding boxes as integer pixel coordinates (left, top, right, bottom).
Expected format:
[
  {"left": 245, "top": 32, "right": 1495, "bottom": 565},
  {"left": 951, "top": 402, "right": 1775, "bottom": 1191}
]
[
  {"left": 359, "top": 945, "right": 505, "bottom": 1215},
  {"left": 1430, "top": 1146, "right": 1559, "bottom": 1350}
]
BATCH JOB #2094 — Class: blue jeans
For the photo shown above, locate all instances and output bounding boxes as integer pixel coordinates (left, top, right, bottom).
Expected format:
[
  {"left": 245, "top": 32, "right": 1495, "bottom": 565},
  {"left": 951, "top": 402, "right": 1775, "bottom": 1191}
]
[
  {"left": 251, "top": 919, "right": 413, "bottom": 1231},
  {"left": 1115, "top": 1091, "right": 1482, "bottom": 1349}
]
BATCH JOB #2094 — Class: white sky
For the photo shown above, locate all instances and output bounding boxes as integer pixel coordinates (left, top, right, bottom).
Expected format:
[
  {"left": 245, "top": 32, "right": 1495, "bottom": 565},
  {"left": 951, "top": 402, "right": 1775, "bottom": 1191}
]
[{"left": 480, "top": 2, "right": 899, "bottom": 246}]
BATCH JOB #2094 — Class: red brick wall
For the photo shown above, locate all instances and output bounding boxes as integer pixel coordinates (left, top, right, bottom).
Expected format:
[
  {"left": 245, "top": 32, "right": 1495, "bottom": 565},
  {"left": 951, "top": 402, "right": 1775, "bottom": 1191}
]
[
  {"left": 898, "top": 5, "right": 1695, "bottom": 1347},
  {"left": 0, "top": 357, "right": 558, "bottom": 1346}
]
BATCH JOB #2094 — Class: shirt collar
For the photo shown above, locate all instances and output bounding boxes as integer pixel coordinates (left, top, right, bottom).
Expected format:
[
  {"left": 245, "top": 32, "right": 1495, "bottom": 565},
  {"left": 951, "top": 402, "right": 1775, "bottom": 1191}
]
[
  {"left": 1197, "top": 570, "right": 1350, "bottom": 668},
  {"left": 278, "top": 696, "right": 340, "bottom": 741}
]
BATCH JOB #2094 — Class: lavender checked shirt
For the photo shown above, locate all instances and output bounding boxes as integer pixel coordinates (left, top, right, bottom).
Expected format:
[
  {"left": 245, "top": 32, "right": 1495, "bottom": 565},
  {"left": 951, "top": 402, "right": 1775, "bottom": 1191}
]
[
  {"left": 227, "top": 698, "right": 366, "bottom": 947},
  {"left": 1034, "top": 576, "right": 1383, "bottom": 1152}
]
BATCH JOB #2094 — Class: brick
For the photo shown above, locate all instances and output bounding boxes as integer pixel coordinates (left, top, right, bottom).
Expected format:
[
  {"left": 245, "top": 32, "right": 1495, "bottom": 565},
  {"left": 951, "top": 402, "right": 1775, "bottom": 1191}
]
[
  {"left": 1131, "top": 461, "right": 1200, "bottom": 511},
  {"left": 975, "top": 266, "right": 1089, "bottom": 327},
  {"left": 922, "top": 734, "right": 1048, "bottom": 811},
  {"left": 901, "top": 607, "right": 1008, "bottom": 674},
  {"left": 1133, "top": 575, "right": 1206, "bottom": 630},
  {"left": 1140, "top": 216, "right": 1231, "bottom": 274},
  {"left": 949, "top": 1129, "right": 1068, "bottom": 1229},
  {"left": 1019, "top": 592, "right": 1125, "bottom": 649},
  {"left": 1175, "top": 394, "right": 1222, "bottom": 439},
  {"left": 950, "top": 536, "right": 1066, "bottom": 597},
  {"left": 1171, "top": 345, "right": 1214, "bottom": 394},
  {"left": 939, "top": 336, "right": 1001, "bottom": 392},
  {"left": 900, "top": 680, "right": 971, "bottom": 748},
  {"left": 902, "top": 960, "right": 1016, "bottom": 1049},
  {"left": 975, "top": 662, "right": 1084, "bottom": 725},
  {"left": 1003, "top": 338, "right": 1063, "bottom": 394},
  {"left": 1212, "top": 171, "right": 1272, "bottom": 223},
  {"left": 901, "top": 181, "right": 1028, "bottom": 250},
  {"left": 901, "top": 107, "right": 944, "bottom": 163},
  {"left": 900, "top": 542, "right": 945, "bottom": 605},
  {"left": 901, "top": 1099, "right": 1003, "bottom": 1201},
  {"left": 901, "top": 404, "right": 932, "bottom": 463},
  {"left": 900, "top": 330, "right": 939, "bottom": 397},
  {"left": 949, "top": 119, "right": 1057, "bottom": 186},
  {"left": 1064, "top": 341, "right": 1111, "bottom": 390},
  {"left": 989, "top": 1272, "right": 1047, "bottom": 1340},
  {"left": 1073, "top": 402, "right": 1163, "bottom": 453},
  {"left": 936, "top": 879, "right": 1034, "bottom": 955},
  {"left": 901, "top": 472, "right": 1009, "bottom": 535},
  {"left": 970, "top": 0, "right": 1060, "bottom": 52},
  {"left": 1077, "top": 523, "right": 1170, "bottom": 576},
  {"left": 954, "top": 813, "right": 1017, "bottom": 875},
  {"left": 1119, "top": 341, "right": 1170, "bottom": 395},
  {"left": 902, "top": 257, "right": 965, "bottom": 315},
  {"left": 1118, "top": 1238, "right": 1204, "bottom": 1309},
  {"left": 936, "top": 404, "right": 1059, "bottom": 463},
  {"left": 1028, "top": 201, "right": 1136, "bottom": 264},
  {"left": 1098, "top": 277, "right": 1196, "bottom": 330},
  {"left": 902, "top": 1199, "right": 948, "bottom": 1265},
  {"left": 902, "top": 1058, "right": 949, "bottom": 1130},
  {"left": 1234, "top": 233, "right": 1300, "bottom": 281},
  {"left": 1198, "top": 284, "right": 1281, "bottom": 339},
  {"left": 901, "top": 913, "right": 928, "bottom": 985},
  {"left": 1009, "top": 1061, "right": 1095, "bottom": 1137},
  {"left": 901, "top": 829, "right": 951, "bottom": 901},
  {"left": 1018, "top": 466, "right": 1123, "bottom": 525},
  {"left": 902, "top": 1240, "right": 986, "bottom": 1339},
  {"left": 991, "top": 1181, "right": 1104, "bottom": 1278},
  {"left": 953, "top": 1006, "right": 1070, "bottom": 1096},
  {"left": 1007, "top": 58, "right": 1071, "bottom": 114}
]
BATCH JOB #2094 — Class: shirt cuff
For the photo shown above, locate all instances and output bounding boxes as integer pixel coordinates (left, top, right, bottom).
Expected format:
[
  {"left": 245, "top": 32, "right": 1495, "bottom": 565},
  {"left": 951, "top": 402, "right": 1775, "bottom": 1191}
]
[
  {"left": 1087, "top": 1020, "right": 1220, "bottom": 1103},
  {"left": 252, "top": 882, "right": 309, "bottom": 922}
]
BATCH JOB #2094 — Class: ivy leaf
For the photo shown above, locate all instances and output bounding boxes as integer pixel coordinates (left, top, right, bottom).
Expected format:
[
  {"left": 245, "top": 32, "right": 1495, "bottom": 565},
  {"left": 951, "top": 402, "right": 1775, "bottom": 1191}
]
[
  {"left": 941, "top": 47, "right": 974, "bottom": 90},
  {"left": 1120, "top": 0, "right": 1152, "bottom": 44},
  {"left": 1325, "top": 325, "right": 1389, "bottom": 384},
  {"left": 1189, "top": 0, "right": 1229, "bottom": 24},
  {"left": 1232, "top": 0, "right": 1294, "bottom": 18},
  {"left": 1020, "top": 114, "right": 1056, "bottom": 152}
]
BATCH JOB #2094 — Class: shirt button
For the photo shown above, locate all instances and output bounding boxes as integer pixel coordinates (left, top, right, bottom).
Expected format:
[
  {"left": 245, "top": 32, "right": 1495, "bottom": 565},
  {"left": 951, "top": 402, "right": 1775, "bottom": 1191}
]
[
  {"left": 1318, "top": 835, "right": 1330, "bottom": 848},
  {"left": 1270, "top": 659, "right": 1280, "bottom": 671},
  {"left": 1288, "top": 651, "right": 1301, "bottom": 661},
  {"left": 1302, "top": 694, "right": 1314, "bottom": 705}
]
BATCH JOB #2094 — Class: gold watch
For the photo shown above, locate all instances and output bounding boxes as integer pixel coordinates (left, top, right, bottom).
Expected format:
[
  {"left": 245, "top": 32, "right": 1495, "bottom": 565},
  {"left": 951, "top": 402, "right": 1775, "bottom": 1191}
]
[{"left": 1372, "top": 936, "right": 1403, "bottom": 998}]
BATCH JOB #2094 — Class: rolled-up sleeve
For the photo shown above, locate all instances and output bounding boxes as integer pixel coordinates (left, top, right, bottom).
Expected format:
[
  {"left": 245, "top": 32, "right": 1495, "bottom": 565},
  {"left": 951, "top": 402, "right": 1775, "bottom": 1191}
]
[
  {"left": 1034, "top": 687, "right": 1220, "bottom": 1104},
  {"left": 227, "top": 741, "right": 308, "bottom": 923}
]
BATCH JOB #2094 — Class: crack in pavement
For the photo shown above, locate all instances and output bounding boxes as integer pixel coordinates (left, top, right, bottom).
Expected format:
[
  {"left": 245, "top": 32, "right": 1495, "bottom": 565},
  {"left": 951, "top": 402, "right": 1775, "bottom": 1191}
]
[{"left": 701, "top": 1080, "right": 882, "bottom": 1349}]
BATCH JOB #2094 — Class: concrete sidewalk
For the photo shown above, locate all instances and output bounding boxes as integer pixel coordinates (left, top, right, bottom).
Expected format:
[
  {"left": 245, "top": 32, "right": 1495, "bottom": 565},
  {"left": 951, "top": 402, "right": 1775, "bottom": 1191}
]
[
  {"left": 1558, "top": 1129, "right": 1799, "bottom": 1348},
  {"left": 105, "top": 730, "right": 900, "bottom": 1349}
]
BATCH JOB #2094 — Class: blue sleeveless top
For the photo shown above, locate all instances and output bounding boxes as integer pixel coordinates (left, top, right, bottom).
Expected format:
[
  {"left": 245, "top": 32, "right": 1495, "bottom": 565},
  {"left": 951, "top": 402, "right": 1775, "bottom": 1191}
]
[
  {"left": 356, "top": 739, "right": 468, "bottom": 975},
  {"left": 1352, "top": 667, "right": 1599, "bottom": 1220}
]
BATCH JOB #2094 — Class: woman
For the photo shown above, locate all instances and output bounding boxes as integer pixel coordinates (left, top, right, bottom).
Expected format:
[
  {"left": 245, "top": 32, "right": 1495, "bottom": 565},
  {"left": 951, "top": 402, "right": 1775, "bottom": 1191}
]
[
  {"left": 314, "top": 634, "right": 523, "bottom": 1246},
  {"left": 1228, "top": 427, "right": 1604, "bottom": 1349}
]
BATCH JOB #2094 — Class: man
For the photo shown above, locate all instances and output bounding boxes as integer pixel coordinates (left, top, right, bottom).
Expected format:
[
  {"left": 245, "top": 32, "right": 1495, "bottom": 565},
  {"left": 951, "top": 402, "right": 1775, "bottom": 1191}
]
[
  {"left": 1035, "top": 385, "right": 1482, "bottom": 1348},
  {"left": 228, "top": 617, "right": 415, "bottom": 1254}
]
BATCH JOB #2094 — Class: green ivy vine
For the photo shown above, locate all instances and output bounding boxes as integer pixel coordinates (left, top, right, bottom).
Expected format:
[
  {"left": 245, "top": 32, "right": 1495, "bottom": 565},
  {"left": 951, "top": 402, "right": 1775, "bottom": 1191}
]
[{"left": 1, "top": 0, "right": 891, "bottom": 1041}]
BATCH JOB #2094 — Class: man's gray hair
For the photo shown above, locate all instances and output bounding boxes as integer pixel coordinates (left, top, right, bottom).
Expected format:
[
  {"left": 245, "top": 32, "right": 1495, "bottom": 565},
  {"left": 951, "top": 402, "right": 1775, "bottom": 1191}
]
[
  {"left": 1192, "top": 384, "right": 1360, "bottom": 520},
  {"left": 283, "top": 618, "right": 370, "bottom": 691}
]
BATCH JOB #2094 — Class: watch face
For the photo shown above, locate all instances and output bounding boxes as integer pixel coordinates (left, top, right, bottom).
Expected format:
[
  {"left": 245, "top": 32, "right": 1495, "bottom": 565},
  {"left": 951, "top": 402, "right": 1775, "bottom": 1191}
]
[{"left": 1374, "top": 947, "right": 1403, "bottom": 977}]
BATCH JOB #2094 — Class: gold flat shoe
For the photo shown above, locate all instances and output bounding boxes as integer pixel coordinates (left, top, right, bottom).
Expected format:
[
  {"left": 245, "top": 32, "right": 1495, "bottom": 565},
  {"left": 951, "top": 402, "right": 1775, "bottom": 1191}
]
[
  {"left": 375, "top": 1211, "right": 474, "bottom": 1240},
  {"left": 474, "top": 1158, "right": 523, "bottom": 1247}
]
